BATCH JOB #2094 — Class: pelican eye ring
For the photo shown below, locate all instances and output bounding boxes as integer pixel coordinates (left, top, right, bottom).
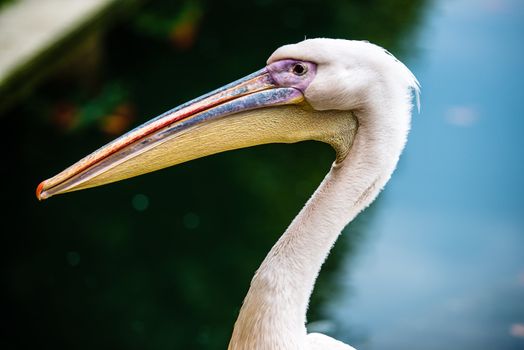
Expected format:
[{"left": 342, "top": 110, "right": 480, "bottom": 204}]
[{"left": 292, "top": 63, "right": 307, "bottom": 76}]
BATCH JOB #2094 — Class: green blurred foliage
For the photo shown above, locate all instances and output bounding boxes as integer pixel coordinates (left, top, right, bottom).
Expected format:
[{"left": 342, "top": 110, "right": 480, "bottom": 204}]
[
  {"left": 0, "top": 0, "right": 16, "bottom": 10},
  {"left": 2, "top": 0, "right": 427, "bottom": 349}
]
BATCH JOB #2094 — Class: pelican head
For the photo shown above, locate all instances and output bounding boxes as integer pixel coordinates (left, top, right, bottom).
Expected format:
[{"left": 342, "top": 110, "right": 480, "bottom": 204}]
[{"left": 37, "top": 38, "right": 418, "bottom": 200}]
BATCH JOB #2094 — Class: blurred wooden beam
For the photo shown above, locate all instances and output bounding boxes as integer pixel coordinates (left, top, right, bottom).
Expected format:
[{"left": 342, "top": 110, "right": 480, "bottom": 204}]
[{"left": 0, "top": 0, "right": 143, "bottom": 114}]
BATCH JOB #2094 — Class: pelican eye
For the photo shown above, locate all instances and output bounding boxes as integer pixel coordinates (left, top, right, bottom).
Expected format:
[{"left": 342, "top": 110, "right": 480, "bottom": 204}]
[{"left": 292, "top": 63, "right": 307, "bottom": 76}]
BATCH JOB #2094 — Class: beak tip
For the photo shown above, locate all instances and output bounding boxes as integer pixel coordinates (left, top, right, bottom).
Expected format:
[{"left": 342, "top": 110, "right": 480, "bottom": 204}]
[{"left": 36, "top": 181, "right": 48, "bottom": 201}]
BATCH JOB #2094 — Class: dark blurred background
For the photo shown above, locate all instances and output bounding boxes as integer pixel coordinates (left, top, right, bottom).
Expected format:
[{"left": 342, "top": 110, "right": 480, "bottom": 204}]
[{"left": 1, "top": 0, "right": 523, "bottom": 349}]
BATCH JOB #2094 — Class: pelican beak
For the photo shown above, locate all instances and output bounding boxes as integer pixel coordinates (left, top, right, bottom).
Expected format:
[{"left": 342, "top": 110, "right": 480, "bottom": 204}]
[
  {"left": 36, "top": 60, "right": 356, "bottom": 200},
  {"left": 37, "top": 65, "right": 355, "bottom": 200}
]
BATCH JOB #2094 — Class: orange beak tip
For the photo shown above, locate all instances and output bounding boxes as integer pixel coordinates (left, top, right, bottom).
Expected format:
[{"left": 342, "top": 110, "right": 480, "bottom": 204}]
[{"left": 36, "top": 181, "right": 46, "bottom": 201}]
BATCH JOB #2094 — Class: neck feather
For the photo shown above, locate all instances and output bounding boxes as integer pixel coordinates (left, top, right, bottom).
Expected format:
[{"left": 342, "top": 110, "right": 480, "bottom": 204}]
[{"left": 228, "top": 92, "right": 413, "bottom": 350}]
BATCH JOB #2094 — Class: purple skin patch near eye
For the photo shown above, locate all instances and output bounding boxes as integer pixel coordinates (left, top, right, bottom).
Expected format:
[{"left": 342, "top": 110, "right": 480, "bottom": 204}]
[{"left": 267, "top": 59, "right": 317, "bottom": 93}]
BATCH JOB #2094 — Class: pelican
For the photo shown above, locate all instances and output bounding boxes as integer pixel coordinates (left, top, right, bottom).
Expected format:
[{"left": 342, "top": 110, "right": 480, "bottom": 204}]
[{"left": 37, "top": 38, "right": 419, "bottom": 350}]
